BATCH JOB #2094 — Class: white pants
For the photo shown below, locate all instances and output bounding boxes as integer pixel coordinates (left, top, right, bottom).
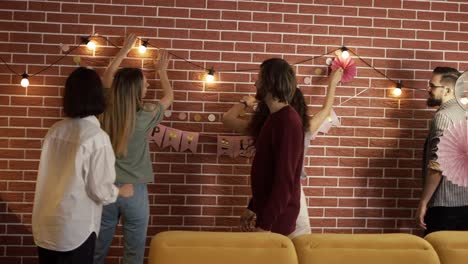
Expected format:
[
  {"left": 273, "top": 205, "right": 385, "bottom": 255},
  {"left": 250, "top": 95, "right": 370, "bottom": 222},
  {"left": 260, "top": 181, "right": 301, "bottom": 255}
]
[{"left": 288, "top": 186, "right": 311, "bottom": 239}]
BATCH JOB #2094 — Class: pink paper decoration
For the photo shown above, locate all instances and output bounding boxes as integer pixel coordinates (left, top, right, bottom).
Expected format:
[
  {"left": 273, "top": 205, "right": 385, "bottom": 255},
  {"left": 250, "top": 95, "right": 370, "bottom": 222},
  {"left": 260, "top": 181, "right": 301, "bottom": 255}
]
[
  {"left": 162, "top": 128, "right": 182, "bottom": 151},
  {"left": 437, "top": 120, "right": 468, "bottom": 187},
  {"left": 330, "top": 56, "right": 356, "bottom": 83},
  {"left": 148, "top": 125, "right": 167, "bottom": 147},
  {"left": 180, "top": 132, "right": 199, "bottom": 153}
]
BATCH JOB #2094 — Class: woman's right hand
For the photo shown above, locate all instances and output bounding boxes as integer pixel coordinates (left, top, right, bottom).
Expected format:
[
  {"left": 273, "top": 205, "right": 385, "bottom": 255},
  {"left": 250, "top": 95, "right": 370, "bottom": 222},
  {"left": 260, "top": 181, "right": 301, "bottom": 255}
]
[
  {"left": 154, "top": 49, "right": 170, "bottom": 73},
  {"left": 239, "top": 209, "right": 256, "bottom": 232}
]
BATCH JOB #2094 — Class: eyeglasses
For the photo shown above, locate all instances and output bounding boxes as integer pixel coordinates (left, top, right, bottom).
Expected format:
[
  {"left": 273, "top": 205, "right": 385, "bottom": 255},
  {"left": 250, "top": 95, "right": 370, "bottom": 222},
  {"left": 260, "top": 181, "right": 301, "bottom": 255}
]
[{"left": 428, "top": 83, "right": 445, "bottom": 89}]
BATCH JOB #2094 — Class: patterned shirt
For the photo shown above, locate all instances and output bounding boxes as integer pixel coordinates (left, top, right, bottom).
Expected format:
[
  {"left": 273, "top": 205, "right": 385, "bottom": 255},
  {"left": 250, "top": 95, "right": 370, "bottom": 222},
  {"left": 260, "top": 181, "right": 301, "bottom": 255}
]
[{"left": 423, "top": 98, "right": 468, "bottom": 207}]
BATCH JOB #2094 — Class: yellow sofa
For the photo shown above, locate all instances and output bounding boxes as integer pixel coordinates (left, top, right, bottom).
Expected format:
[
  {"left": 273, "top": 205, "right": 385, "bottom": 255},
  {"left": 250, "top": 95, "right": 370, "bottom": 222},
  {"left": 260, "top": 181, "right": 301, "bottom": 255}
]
[
  {"left": 148, "top": 231, "right": 442, "bottom": 264},
  {"left": 425, "top": 231, "right": 468, "bottom": 264},
  {"left": 293, "top": 233, "right": 440, "bottom": 264},
  {"left": 148, "top": 231, "right": 298, "bottom": 264}
]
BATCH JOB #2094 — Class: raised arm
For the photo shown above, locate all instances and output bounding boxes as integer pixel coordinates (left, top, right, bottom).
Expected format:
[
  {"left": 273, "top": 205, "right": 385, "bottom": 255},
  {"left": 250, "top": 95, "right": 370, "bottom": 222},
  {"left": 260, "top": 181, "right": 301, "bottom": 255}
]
[
  {"left": 102, "top": 33, "right": 138, "bottom": 88},
  {"left": 154, "top": 49, "right": 174, "bottom": 110},
  {"left": 222, "top": 95, "right": 256, "bottom": 134},
  {"left": 308, "top": 68, "right": 343, "bottom": 134}
]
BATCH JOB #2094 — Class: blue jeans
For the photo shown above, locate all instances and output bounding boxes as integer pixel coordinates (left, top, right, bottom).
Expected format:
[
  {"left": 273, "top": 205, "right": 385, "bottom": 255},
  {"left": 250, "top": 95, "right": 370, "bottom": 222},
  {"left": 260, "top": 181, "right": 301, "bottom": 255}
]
[{"left": 94, "top": 183, "right": 149, "bottom": 264}]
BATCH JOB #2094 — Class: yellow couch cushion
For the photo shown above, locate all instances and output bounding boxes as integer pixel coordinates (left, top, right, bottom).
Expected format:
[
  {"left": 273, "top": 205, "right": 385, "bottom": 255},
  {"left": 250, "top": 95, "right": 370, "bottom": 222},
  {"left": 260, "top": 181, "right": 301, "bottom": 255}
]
[
  {"left": 425, "top": 231, "right": 468, "bottom": 264},
  {"left": 293, "top": 233, "right": 440, "bottom": 264},
  {"left": 148, "top": 231, "right": 298, "bottom": 264}
]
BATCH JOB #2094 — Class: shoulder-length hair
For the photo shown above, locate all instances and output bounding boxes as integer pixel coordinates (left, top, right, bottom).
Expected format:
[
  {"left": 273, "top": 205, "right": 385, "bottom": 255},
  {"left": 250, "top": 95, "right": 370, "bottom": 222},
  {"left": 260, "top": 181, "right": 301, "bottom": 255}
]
[
  {"left": 101, "top": 68, "right": 144, "bottom": 157},
  {"left": 63, "top": 67, "right": 105, "bottom": 118}
]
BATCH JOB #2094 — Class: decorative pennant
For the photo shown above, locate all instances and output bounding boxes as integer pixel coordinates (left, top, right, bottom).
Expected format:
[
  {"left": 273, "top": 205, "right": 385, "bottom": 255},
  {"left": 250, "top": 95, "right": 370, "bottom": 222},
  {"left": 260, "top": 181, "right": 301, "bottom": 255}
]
[
  {"left": 330, "top": 56, "right": 356, "bottom": 83},
  {"left": 217, "top": 136, "right": 240, "bottom": 157},
  {"left": 148, "top": 125, "right": 167, "bottom": 147},
  {"left": 239, "top": 136, "right": 255, "bottom": 158},
  {"left": 180, "top": 132, "right": 199, "bottom": 153},
  {"left": 162, "top": 128, "right": 182, "bottom": 151}
]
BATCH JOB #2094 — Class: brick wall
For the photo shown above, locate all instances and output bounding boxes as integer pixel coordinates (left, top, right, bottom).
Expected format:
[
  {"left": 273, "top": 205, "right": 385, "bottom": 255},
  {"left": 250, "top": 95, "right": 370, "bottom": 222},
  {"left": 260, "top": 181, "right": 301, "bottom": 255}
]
[{"left": 1, "top": 0, "right": 468, "bottom": 263}]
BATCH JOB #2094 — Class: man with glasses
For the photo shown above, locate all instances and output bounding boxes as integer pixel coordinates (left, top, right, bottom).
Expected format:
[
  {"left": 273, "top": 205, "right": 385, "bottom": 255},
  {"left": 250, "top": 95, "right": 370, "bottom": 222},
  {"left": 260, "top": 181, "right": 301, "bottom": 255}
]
[{"left": 416, "top": 67, "right": 468, "bottom": 235}]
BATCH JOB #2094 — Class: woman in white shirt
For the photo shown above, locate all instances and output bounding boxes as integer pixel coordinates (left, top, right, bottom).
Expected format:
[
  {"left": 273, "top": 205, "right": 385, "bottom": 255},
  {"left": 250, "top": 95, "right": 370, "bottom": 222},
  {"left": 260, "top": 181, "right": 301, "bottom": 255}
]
[{"left": 32, "top": 67, "right": 133, "bottom": 264}]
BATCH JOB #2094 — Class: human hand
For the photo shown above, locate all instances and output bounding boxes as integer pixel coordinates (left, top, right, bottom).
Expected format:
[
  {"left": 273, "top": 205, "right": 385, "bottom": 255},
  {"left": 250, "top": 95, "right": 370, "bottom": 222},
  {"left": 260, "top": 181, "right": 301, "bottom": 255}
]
[
  {"left": 118, "top": 184, "right": 134, "bottom": 198},
  {"left": 239, "top": 209, "right": 256, "bottom": 232},
  {"left": 240, "top": 96, "right": 256, "bottom": 108},
  {"left": 330, "top": 68, "right": 344, "bottom": 86},
  {"left": 122, "top": 33, "right": 137, "bottom": 52},
  {"left": 416, "top": 201, "right": 427, "bottom": 230},
  {"left": 154, "top": 49, "right": 170, "bottom": 73}
]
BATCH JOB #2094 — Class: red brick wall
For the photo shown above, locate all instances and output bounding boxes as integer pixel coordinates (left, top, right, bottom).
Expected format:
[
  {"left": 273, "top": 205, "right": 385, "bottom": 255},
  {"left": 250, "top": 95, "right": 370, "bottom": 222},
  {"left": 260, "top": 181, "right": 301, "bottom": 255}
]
[{"left": 1, "top": 0, "right": 468, "bottom": 263}]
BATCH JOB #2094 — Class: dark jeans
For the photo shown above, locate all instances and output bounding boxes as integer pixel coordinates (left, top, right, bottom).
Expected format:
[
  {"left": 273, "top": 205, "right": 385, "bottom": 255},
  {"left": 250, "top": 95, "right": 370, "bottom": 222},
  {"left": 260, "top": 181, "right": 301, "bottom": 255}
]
[
  {"left": 38, "top": 232, "right": 96, "bottom": 264},
  {"left": 424, "top": 206, "right": 468, "bottom": 236}
]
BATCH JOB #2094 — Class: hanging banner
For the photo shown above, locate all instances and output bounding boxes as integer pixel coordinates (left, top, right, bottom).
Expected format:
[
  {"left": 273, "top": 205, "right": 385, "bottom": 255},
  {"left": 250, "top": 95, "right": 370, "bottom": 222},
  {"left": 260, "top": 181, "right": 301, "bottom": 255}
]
[
  {"left": 162, "top": 128, "right": 183, "bottom": 151},
  {"left": 180, "top": 131, "right": 199, "bottom": 153},
  {"left": 149, "top": 124, "right": 167, "bottom": 147}
]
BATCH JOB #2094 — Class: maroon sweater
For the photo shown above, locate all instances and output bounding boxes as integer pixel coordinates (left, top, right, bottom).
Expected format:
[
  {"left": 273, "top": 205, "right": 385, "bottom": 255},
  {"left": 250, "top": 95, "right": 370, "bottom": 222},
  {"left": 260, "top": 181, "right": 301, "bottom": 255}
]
[{"left": 248, "top": 105, "right": 304, "bottom": 235}]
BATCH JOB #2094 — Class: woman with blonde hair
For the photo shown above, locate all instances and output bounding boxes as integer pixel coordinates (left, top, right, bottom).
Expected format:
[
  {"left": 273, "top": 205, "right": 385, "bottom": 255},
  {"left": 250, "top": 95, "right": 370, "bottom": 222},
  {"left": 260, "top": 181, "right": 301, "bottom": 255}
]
[{"left": 94, "top": 34, "right": 174, "bottom": 264}]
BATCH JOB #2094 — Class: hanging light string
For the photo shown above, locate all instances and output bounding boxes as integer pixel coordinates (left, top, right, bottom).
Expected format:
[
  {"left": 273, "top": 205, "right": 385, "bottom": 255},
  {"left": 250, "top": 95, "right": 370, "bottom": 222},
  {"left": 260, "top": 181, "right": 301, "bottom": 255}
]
[
  {"left": 0, "top": 33, "right": 428, "bottom": 92},
  {"left": 347, "top": 48, "right": 425, "bottom": 92}
]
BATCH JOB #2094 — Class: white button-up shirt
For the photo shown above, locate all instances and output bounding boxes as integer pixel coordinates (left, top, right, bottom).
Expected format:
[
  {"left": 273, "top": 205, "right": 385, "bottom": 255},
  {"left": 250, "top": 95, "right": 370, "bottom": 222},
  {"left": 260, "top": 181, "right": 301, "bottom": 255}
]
[{"left": 32, "top": 116, "right": 118, "bottom": 251}]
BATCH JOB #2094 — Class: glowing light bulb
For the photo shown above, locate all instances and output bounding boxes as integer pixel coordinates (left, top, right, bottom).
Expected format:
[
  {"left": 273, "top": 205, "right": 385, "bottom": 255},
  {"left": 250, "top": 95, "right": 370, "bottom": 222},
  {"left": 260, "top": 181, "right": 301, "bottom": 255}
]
[
  {"left": 20, "top": 73, "right": 29, "bottom": 88},
  {"left": 341, "top": 50, "right": 350, "bottom": 59},
  {"left": 205, "top": 68, "right": 215, "bottom": 83},
  {"left": 392, "top": 88, "right": 402, "bottom": 96},
  {"left": 86, "top": 40, "right": 96, "bottom": 50},
  {"left": 139, "top": 40, "right": 148, "bottom": 54}
]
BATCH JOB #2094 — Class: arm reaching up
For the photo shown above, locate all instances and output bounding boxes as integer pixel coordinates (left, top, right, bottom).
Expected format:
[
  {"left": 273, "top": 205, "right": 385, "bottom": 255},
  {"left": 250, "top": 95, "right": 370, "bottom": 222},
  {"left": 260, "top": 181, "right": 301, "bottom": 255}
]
[
  {"left": 102, "top": 33, "right": 138, "bottom": 88},
  {"left": 222, "top": 95, "right": 256, "bottom": 133},
  {"left": 308, "top": 68, "right": 343, "bottom": 134},
  {"left": 154, "top": 49, "right": 174, "bottom": 110}
]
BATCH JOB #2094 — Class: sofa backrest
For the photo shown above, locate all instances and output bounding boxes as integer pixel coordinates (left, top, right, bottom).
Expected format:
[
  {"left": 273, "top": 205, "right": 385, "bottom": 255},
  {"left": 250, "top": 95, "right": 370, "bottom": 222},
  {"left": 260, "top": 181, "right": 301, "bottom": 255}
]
[
  {"left": 425, "top": 231, "right": 468, "bottom": 264},
  {"left": 148, "top": 231, "right": 298, "bottom": 264},
  {"left": 293, "top": 233, "right": 440, "bottom": 264}
]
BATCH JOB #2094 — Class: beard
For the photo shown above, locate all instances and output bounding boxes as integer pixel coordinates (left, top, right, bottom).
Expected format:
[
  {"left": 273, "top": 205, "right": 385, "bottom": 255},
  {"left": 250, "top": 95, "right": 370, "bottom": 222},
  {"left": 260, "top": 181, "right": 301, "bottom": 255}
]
[{"left": 426, "top": 97, "right": 442, "bottom": 107}]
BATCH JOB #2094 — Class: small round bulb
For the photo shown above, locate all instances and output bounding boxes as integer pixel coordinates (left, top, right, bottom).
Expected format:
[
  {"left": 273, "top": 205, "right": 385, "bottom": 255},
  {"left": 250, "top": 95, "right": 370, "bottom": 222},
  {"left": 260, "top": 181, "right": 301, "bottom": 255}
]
[
  {"left": 341, "top": 50, "right": 350, "bottom": 59},
  {"left": 86, "top": 40, "right": 96, "bottom": 50},
  {"left": 205, "top": 74, "right": 215, "bottom": 83},
  {"left": 392, "top": 88, "right": 402, "bottom": 96},
  {"left": 139, "top": 45, "right": 147, "bottom": 54},
  {"left": 21, "top": 77, "right": 29, "bottom": 88}
]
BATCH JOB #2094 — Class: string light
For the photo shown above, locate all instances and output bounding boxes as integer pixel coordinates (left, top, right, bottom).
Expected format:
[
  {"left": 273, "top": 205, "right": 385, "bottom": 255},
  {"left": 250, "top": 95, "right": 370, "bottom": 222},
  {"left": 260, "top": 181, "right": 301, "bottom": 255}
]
[
  {"left": 340, "top": 46, "right": 350, "bottom": 59},
  {"left": 392, "top": 81, "right": 402, "bottom": 96},
  {"left": 81, "top": 37, "right": 96, "bottom": 50},
  {"left": 139, "top": 40, "right": 149, "bottom": 54},
  {"left": 20, "top": 73, "right": 29, "bottom": 88},
  {"left": 205, "top": 68, "right": 215, "bottom": 83}
]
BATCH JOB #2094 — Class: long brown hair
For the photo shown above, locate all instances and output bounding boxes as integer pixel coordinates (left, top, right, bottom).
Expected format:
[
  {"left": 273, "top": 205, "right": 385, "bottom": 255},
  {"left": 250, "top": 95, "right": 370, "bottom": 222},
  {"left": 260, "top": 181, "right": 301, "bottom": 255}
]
[
  {"left": 101, "top": 68, "right": 144, "bottom": 157},
  {"left": 255, "top": 58, "right": 297, "bottom": 103},
  {"left": 248, "top": 88, "right": 310, "bottom": 140}
]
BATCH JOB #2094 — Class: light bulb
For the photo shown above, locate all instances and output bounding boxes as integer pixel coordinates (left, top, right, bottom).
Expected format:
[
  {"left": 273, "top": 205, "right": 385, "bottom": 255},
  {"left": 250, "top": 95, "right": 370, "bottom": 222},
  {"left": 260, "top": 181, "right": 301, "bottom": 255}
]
[
  {"left": 392, "top": 88, "right": 402, "bottom": 96},
  {"left": 86, "top": 40, "right": 96, "bottom": 50},
  {"left": 20, "top": 73, "right": 29, "bottom": 88},
  {"left": 205, "top": 68, "right": 215, "bottom": 83},
  {"left": 205, "top": 74, "right": 215, "bottom": 83},
  {"left": 139, "top": 40, "right": 148, "bottom": 54},
  {"left": 341, "top": 50, "right": 350, "bottom": 59}
]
